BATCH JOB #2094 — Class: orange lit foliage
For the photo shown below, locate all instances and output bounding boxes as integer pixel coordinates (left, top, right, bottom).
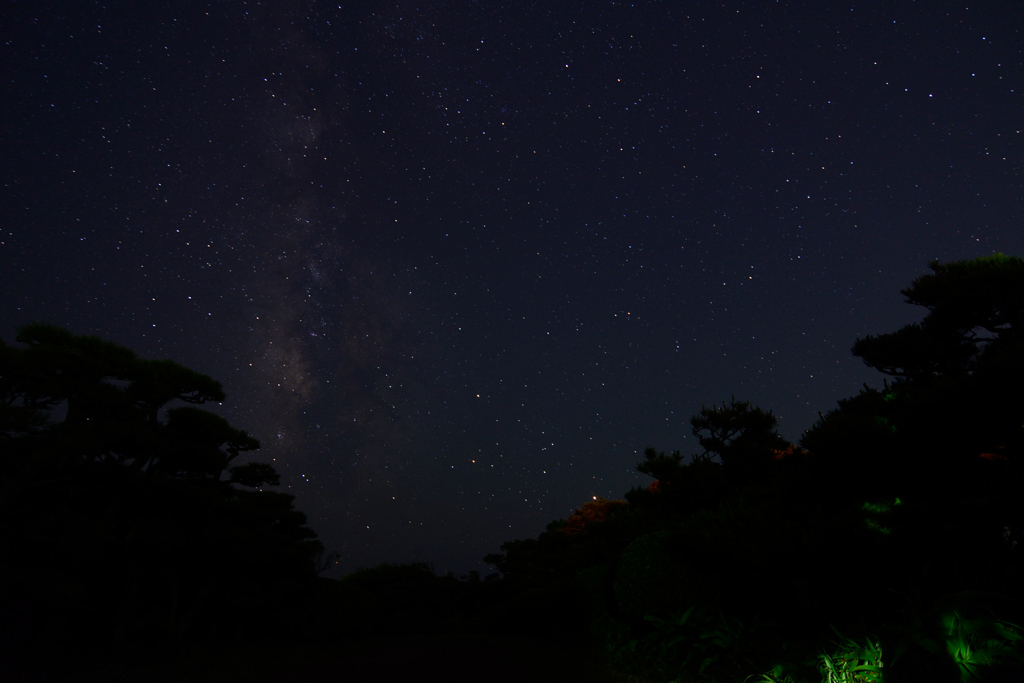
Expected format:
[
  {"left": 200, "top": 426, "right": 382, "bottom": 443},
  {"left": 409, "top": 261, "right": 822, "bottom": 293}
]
[
  {"left": 977, "top": 451, "right": 1009, "bottom": 463},
  {"left": 771, "top": 443, "right": 807, "bottom": 461},
  {"left": 561, "top": 497, "right": 629, "bottom": 536}
]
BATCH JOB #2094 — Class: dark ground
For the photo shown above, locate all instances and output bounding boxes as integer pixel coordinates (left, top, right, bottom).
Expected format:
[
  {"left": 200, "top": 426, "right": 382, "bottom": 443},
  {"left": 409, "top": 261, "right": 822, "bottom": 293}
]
[{"left": 75, "top": 634, "right": 628, "bottom": 683}]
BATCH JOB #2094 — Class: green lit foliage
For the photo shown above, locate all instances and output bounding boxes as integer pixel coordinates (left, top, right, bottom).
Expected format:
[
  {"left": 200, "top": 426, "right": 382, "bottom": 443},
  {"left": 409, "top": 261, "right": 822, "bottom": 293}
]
[
  {"left": 749, "top": 610, "right": 1024, "bottom": 683},
  {"left": 480, "top": 256, "right": 1024, "bottom": 683},
  {"left": 939, "top": 611, "right": 1024, "bottom": 682},
  {"left": 817, "top": 628, "right": 884, "bottom": 683},
  {"left": 750, "top": 663, "right": 809, "bottom": 683},
  {"left": 861, "top": 498, "right": 901, "bottom": 535},
  {"left": 885, "top": 595, "right": 1024, "bottom": 683},
  {"left": 752, "top": 633, "right": 886, "bottom": 683}
]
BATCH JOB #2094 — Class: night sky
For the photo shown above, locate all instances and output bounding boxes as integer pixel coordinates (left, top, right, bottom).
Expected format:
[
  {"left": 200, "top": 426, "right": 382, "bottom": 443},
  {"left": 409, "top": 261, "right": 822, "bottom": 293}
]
[{"left": 3, "top": 1, "right": 1022, "bottom": 576}]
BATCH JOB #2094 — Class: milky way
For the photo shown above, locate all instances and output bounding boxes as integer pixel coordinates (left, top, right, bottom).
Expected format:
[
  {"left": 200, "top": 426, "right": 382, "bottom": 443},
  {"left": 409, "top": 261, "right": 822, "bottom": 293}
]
[{"left": 2, "top": 1, "right": 1022, "bottom": 574}]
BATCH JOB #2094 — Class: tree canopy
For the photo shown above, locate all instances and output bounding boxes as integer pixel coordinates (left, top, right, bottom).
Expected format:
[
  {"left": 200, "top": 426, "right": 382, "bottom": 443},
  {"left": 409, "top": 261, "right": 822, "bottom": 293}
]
[
  {"left": 690, "top": 397, "right": 790, "bottom": 478},
  {"left": 485, "top": 255, "right": 1024, "bottom": 683},
  {"left": 0, "top": 324, "right": 325, "bottom": 670},
  {"left": 852, "top": 254, "right": 1024, "bottom": 380},
  {"left": 806, "top": 254, "right": 1024, "bottom": 490},
  {"left": 6, "top": 255, "right": 1024, "bottom": 681}
]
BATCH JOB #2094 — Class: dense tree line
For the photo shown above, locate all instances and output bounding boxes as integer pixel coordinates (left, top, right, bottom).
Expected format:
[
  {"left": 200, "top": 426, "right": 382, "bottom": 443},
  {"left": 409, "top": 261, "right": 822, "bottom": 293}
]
[
  {"left": 484, "top": 255, "right": 1024, "bottom": 682},
  {"left": 4, "top": 254, "right": 1023, "bottom": 682},
  {"left": 0, "top": 325, "right": 328, "bottom": 677}
]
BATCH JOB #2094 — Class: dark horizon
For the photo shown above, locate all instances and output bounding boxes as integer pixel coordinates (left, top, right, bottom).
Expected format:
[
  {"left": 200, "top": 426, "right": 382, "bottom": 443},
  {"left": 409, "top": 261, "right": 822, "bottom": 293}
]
[{"left": 2, "top": 0, "right": 1022, "bottom": 576}]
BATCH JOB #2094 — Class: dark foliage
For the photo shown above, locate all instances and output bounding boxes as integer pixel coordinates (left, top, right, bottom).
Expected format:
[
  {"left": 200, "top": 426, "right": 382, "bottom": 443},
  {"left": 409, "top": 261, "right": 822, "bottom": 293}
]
[
  {"left": 0, "top": 325, "right": 325, "bottom": 677},
  {"left": 5, "top": 255, "right": 1024, "bottom": 681},
  {"left": 636, "top": 446, "right": 686, "bottom": 484},
  {"left": 482, "top": 255, "right": 1024, "bottom": 682},
  {"left": 690, "top": 397, "right": 791, "bottom": 481},
  {"left": 847, "top": 254, "right": 1024, "bottom": 462}
]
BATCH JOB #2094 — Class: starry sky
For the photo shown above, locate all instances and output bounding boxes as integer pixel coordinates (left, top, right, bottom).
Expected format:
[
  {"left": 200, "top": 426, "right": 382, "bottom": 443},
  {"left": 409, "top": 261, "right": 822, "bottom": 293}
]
[{"left": 3, "top": 1, "right": 1022, "bottom": 576}]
